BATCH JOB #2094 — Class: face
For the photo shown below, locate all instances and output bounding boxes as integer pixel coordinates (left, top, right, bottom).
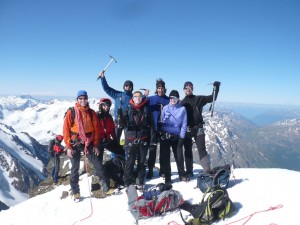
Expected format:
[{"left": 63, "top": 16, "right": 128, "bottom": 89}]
[
  {"left": 157, "top": 87, "right": 165, "bottom": 96},
  {"left": 132, "top": 95, "right": 142, "bottom": 105},
  {"left": 101, "top": 104, "right": 110, "bottom": 112},
  {"left": 169, "top": 96, "right": 179, "bottom": 105},
  {"left": 124, "top": 85, "right": 132, "bottom": 91},
  {"left": 184, "top": 86, "right": 193, "bottom": 96},
  {"left": 77, "top": 96, "right": 88, "bottom": 107}
]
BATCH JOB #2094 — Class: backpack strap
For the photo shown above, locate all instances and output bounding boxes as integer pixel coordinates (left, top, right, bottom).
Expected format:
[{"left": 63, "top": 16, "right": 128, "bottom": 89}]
[{"left": 68, "top": 106, "right": 93, "bottom": 125}]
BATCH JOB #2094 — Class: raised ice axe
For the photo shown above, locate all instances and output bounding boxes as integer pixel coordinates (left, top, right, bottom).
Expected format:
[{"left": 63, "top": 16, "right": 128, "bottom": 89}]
[{"left": 97, "top": 55, "right": 117, "bottom": 80}]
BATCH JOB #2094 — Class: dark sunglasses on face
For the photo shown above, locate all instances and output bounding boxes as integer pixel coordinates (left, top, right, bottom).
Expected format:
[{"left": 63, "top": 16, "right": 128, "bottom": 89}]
[
  {"left": 78, "top": 97, "right": 87, "bottom": 100},
  {"left": 170, "top": 96, "right": 178, "bottom": 100}
]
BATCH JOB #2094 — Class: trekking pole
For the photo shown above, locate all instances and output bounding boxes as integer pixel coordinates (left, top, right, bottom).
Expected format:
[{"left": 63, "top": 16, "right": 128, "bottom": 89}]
[
  {"left": 208, "top": 83, "right": 216, "bottom": 117},
  {"left": 210, "top": 86, "right": 216, "bottom": 117},
  {"left": 97, "top": 55, "right": 117, "bottom": 80}
]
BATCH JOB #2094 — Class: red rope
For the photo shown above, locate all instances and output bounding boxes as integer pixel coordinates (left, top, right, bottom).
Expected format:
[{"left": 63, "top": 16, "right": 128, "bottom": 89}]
[
  {"left": 222, "top": 204, "right": 283, "bottom": 225},
  {"left": 167, "top": 221, "right": 182, "bottom": 225},
  {"left": 73, "top": 152, "right": 94, "bottom": 225}
]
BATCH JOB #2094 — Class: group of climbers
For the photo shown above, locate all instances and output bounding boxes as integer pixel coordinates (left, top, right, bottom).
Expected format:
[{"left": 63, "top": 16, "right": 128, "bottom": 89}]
[{"left": 48, "top": 69, "right": 220, "bottom": 201}]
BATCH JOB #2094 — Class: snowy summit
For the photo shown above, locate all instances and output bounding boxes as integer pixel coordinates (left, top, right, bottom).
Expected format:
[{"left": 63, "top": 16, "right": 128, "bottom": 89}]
[{"left": 0, "top": 163, "right": 299, "bottom": 225}]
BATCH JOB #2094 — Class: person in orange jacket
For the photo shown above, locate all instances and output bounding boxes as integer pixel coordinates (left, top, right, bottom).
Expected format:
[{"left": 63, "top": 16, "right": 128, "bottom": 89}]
[{"left": 63, "top": 90, "right": 110, "bottom": 201}]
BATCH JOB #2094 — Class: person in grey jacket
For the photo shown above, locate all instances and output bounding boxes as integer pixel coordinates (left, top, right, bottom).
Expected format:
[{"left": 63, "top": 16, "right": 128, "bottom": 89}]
[{"left": 160, "top": 90, "right": 187, "bottom": 184}]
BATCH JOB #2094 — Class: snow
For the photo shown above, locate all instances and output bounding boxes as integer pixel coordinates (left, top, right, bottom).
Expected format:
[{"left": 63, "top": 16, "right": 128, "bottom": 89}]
[{"left": 1, "top": 163, "right": 299, "bottom": 225}]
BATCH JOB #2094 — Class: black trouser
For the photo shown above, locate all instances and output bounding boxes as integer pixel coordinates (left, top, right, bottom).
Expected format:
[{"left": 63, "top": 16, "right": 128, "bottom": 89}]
[
  {"left": 99, "top": 139, "right": 125, "bottom": 162},
  {"left": 184, "top": 129, "right": 207, "bottom": 172},
  {"left": 124, "top": 141, "right": 149, "bottom": 186},
  {"left": 147, "top": 145, "right": 157, "bottom": 170},
  {"left": 159, "top": 138, "right": 185, "bottom": 178},
  {"left": 182, "top": 137, "right": 194, "bottom": 175},
  {"left": 69, "top": 144, "right": 106, "bottom": 194}
]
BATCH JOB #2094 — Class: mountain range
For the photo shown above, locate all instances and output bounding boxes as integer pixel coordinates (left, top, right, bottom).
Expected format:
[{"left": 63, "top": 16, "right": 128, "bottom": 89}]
[{"left": 0, "top": 95, "right": 299, "bottom": 209}]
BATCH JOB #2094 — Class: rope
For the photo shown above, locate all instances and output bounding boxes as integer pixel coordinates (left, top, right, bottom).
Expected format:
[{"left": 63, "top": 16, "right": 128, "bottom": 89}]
[
  {"left": 72, "top": 152, "right": 94, "bottom": 225},
  {"left": 222, "top": 204, "right": 283, "bottom": 225}
]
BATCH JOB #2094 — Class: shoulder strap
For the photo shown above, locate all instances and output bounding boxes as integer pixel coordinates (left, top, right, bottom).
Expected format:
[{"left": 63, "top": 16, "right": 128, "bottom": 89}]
[{"left": 69, "top": 107, "right": 75, "bottom": 124}]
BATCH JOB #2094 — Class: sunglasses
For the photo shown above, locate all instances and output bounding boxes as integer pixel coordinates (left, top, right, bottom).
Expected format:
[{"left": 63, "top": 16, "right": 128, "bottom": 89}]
[
  {"left": 78, "top": 97, "right": 87, "bottom": 100},
  {"left": 170, "top": 96, "right": 178, "bottom": 100}
]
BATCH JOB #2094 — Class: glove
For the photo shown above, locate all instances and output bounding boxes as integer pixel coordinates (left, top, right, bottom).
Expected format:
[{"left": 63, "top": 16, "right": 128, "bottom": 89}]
[{"left": 213, "top": 81, "right": 221, "bottom": 87}]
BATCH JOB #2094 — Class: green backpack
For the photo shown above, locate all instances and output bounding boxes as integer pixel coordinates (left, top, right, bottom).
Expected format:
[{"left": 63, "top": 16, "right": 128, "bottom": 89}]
[{"left": 180, "top": 186, "right": 236, "bottom": 225}]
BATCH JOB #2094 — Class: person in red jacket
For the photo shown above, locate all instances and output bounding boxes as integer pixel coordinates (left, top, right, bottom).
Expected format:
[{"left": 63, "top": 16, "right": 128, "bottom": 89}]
[
  {"left": 48, "top": 134, "right": 65, "bottom": 184},
  {"left": 63, "top": 90, "right": 111, "bottom": 201},
  {"left": 97, "top": 98, "right": 125, "bottom": 161}
]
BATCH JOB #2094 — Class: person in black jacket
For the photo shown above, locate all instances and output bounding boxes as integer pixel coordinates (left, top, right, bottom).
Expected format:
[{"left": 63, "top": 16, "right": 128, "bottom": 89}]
[
  {"left": 120, "top": 91, "right": 153, "bottom": 190},
  {"left": 181, "top": 81, "right": 220, "bottom": 177}
]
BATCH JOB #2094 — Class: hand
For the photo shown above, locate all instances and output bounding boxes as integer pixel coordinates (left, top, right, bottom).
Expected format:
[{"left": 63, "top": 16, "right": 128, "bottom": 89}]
[
  {"left": 144, "top": 89, "right": 150, "bottom": 96},
  {"left": 67, "top": 148, "right": 74, "bottom": 158},
  {"left": 99, "top": 70, "right": 105, "bottom": 79},
  {"left": 93, "top": 147, "right": 100, "bottom": 156},
  {"left": 213, "top": 81, "right": 221, "bottom": 87}
]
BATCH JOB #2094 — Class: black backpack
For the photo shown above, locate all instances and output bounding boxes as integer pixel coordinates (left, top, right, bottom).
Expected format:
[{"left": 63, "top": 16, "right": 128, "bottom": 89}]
[
  {"left": 103, "top": 155, "right": 125, "bottom": 187},
  {"left": 180, "top": 186, "right": 236, "bottom": 225},
  {"left": 197, "top": 164, "right": 231, "bottom": 193}
]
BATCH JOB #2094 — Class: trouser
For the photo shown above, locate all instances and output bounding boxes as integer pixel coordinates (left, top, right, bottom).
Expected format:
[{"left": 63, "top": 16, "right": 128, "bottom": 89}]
[
  {"left": 183, "top": 137, "right": 194, "bottom": 175},
  {"left": 99, "top": 139, "right": 125, "bottom": 162},
  {"left": 159, "top": 138, "right": 185, "bottom": 178},
  {"left": 52, "top": 154, "right": 60, "bottom": 182},
  {"left": 69, "top": 144, "right": 106, "bottom": 194},
  {"left": 124, "top": 142, "right": 149, "bottom": 186},
  {"left": 147, "top": 144, "right": 157, "bottom": 170}
]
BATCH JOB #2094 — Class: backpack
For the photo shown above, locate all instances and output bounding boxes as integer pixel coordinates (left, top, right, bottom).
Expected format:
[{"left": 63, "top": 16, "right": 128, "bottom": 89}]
[
  {"left": 180, "top": 186, "right": 236, "bottom": 225},
  {"left": 128, "top": 183, "right": 184, "bottom": 221},
  {"left": 64, "top": 107, "right": 93, "bottom": 124},
  {"left": 197, "top": 164, "right": 231, "bottom": 193},
  {"left": 103, "top": 155, "right": 125, "bottom": 187}
]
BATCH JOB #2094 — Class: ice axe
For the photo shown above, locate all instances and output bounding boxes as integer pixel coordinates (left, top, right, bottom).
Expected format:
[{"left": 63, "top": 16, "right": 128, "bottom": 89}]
[{"left": 97, "top": 55, "right": 117, "bottom": 80}]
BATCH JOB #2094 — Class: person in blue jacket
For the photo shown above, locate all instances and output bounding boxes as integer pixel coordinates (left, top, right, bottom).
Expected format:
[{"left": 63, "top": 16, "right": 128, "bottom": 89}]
[
  {"left": 143, "top": 78, "right": 170, "bottom": 179},
  {"left": 160, "top": 90, "right": 187, "bottom": 184},
  {"left": 99, "top": 71, "right": 133, "bottom": 143}
]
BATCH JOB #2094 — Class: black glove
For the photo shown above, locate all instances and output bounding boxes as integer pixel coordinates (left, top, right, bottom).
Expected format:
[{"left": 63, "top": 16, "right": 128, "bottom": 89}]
[{"left": 213, "top": 81, "right": 221, "bottom": 87}]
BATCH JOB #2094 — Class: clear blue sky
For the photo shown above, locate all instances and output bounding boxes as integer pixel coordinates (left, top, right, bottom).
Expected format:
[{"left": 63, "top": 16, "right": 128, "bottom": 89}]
[{"left": 1, "top": 0, "right": 299, "bottom": 105}]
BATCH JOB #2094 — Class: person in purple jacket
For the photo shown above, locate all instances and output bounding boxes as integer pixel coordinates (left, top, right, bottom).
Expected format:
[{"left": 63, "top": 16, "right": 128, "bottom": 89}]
[{"left": 160, "top": 90, "right": 187, "bottom": 184}]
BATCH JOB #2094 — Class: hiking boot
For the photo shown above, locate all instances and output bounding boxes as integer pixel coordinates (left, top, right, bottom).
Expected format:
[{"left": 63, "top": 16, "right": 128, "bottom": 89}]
[
  {"left": 146, "top": 168, "right": 153, "bottom": 179},
  {"left": 179, "top": 175, "right": 187, "bottom": 182},
  {"left": 186, "top": 171, "right": 194, "bottom": 178},
  {"left": 100, "top": 180, "right": 109, "bottom": 193},
  {"left": 72, "top": 192, "right": 81, "bottom": 202},
  {"left": 164, "top": 176, "right": 172, "bottom": 184}
]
